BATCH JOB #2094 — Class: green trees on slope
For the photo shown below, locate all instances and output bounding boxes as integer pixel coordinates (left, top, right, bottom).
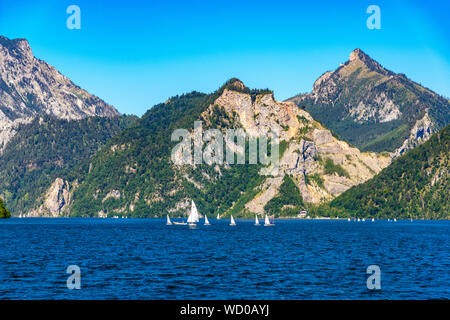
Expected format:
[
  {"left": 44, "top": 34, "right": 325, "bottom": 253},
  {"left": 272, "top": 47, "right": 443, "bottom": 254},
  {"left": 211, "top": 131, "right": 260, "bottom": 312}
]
[
  {"left": 328, "top": 125, "right": 449, "bottom": 219},
  {"left": 0, "top": 199, "right": 10, "bottom": 218},
  {"left": 264, "top": 175, "right": 304, "bottom": 216}
]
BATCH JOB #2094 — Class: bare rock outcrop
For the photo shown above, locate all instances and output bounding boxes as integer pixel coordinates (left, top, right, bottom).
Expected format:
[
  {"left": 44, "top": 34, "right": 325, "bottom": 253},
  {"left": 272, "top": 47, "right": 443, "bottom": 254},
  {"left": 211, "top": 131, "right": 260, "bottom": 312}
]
[
  {"left": 208, "top": 85, "right": 391, "bottom": 213},
  {"left": 28, "top": 178, "right": 71, "bottom": 217}
]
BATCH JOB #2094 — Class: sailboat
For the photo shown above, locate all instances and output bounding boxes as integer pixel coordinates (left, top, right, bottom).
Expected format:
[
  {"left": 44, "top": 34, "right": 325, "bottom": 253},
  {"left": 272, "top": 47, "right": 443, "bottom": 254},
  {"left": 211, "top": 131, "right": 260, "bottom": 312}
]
[
  {"left": 204, "top": 215, "right": 211, "bottom": 226},
  {"left": 393, "top": 218, "right": 397, "bottom": 222},
  {"left": 166, "top": 215, "right": 173, "bottom": 225},
  {"left": 347, "top": 218, "right": 351, "bottom": 221},
  {"left": 254, "top": 215, "right": 260, "bottom": 226},
  {"left": 187, "top": 200, "right": 200, "bottom": 226},
  {"left": 372, "top": 218, "right": 375, "bottom": 222},
  {"left": 216, "top": 213, "right": 220, "bottom": 220},
  {"left": 230, "top": 215, "right": 236, "bottom": 226},
  {"left": 264, "top": 215, "right": 274, "bottom": 226}
]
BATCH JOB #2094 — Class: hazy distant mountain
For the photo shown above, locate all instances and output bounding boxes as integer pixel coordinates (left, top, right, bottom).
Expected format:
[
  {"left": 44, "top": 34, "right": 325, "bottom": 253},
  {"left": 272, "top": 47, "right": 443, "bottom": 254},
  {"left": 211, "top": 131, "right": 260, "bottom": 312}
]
[
  {"left": 0, "top": 36, "right": 119, "bottom": 150},
  {"left": 287, "top": 49, "right": 450, "bottom": 156}
]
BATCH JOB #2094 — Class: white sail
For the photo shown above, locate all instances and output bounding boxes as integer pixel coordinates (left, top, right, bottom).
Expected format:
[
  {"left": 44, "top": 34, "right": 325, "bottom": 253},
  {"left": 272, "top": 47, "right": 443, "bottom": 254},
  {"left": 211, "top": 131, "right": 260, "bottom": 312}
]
[
  {"left": 187, "top": 200, "right": 200, "bottom": 224},
  {"left": 255, "top": 215, "right": 260, "bottom": 226},
  {"left": 264, "top": 215, "right": 270, "bottom": 225},
  {"left": 166, "top": 215, "right": 172, "bottom": 225},
  {"left": 204, "top": 215, "right": 210, "bottom": 225},
  {"left": 216, "top": 213, "right": 220, "bottom": 220},
  {"left": 230, "top": 215, "right": 236, "bottom": 226}
]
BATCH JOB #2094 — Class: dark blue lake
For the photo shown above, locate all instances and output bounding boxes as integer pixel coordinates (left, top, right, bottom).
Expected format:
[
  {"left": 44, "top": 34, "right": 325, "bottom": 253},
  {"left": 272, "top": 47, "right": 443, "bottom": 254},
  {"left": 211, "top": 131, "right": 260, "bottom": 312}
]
[{"left": 0, "top": 218, "right": 449, "bottom": 300}]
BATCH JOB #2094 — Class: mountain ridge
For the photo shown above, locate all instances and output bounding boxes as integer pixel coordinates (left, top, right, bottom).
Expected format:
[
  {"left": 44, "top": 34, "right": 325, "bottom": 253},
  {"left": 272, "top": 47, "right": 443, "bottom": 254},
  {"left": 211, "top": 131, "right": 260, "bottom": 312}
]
[
  {"left": 60, "top": 79, "right": 390, "bottom": 218},
  {"left": 287, "top": 48, "right": 450, "bottom": 156},
  {"left": 0, "top": 35, "right": 119, "bottom": 151},
  {"left": 328, "top": 125, "right": 449, "bottom": 219}
]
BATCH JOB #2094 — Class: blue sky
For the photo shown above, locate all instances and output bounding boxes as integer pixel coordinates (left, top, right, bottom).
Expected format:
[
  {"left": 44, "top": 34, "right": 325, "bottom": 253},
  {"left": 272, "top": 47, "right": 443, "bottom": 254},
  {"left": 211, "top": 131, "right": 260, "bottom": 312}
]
[{"left": 0, "top": 0, "right": 449, "bottom": 116}]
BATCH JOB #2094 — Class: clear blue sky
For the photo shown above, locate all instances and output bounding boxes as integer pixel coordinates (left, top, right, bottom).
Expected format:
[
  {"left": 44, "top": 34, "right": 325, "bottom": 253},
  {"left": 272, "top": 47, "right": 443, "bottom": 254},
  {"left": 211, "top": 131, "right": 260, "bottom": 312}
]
[{"left": 0, "top": 0, "right": 449, "bottom": 116}]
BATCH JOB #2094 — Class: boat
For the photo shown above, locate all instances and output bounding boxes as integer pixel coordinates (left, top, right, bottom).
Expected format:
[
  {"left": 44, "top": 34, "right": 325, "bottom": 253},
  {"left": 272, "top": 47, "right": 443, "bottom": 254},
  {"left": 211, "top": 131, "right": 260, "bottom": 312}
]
[
  {"left": 393, "top": 218, "right": 397, "bottom": 222},
  {"left": 357, "top": 218, "right": 360, "bottom": 222},
  {"left": 347, "top": 218, "right": 351, "bottom": 221},
  {"left": 362, "top": 218, "right": 365, "bottom": 222},
  {"left": 372, "top": 218, "right": 375, "bottom": 222},
  {"left": 204, "top": 215, "right": 211, "bottom": 226},
  {"left": 216, "top": 213, "right": 220, "bottom": 220},
  {"left": 255, "top": 215, "right": 260, "bottom": 226},
  {"left": 230, "top": 215, "right": 236, "bottom": 226},
  {"left": 173, "top": 221, "right": 188, "bottom": 225},
  {"left": 166, "top": 215, "right": 173, "bottom": 225},
  {"left": 187, "top": 200, "right": 200, "bottom": 226},
  {"left": 264, "top": 215, "right": 275, "bottom": 226}
]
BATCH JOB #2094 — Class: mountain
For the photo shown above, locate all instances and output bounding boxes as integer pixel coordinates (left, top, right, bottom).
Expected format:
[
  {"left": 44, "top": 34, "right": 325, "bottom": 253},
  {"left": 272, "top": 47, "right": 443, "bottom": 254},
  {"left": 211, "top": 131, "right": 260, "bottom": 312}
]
[
  {"left": 287, "top": 49, "right": 450, "bottom": 156},
  {"left": 62, "top": 79, "right": 390, "bottom": 218},
  {"left": 0, "top": 36, "right": 119, "bottom": 151},
  {"left": 0, "top": 115, "right": 136, "bottom": 216},
  {"left": 0, "top": 35, "right": 135, "bottom": 216},
  {"left": 328, "top": 125, "right": 449, "bottom": 219}
]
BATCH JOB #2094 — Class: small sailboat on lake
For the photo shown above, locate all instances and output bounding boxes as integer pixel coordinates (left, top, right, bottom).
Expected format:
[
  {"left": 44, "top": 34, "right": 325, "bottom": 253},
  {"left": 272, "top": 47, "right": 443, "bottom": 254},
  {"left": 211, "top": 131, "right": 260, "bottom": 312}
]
[
  {"left": 187, "top": 200, "right": 200, "bottom": 226},
  {"left": 204, "top": 215, "right": 211, "bottom": 226},
  {"left": 255, "top": 215, "right": 260, "bottom": 226},
  {"left": 264, "top": 215, "right": 275, "bottom": 226},
  {"left": 230, "top": 215, "right": 236, "bottom": 226},
  {"left": 216, "top": 212, "right": 220, "bottom": 220},
  {"left": 166, "top": 215, "right": 173, "bottom": 225}
]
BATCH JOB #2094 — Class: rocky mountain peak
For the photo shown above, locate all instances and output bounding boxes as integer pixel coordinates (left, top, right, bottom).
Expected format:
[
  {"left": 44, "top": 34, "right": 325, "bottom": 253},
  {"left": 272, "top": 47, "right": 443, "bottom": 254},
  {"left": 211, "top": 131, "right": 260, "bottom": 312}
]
[
  {"left": 346, "top": 48, "right": 393, "bottom": 76},
  {"left": 228, "top": 78, "right": 246, "bottom": 91},
  {"left": 288, "top": 48, "right": 449, "bottom": 156},
  {"left": 0, "top": 35, "right": 119, "bottom": 151},
  {"left": 349, "top": 48, "right": 367, "bottom": 62},
  {"left": 0, "top": 36, "right": 33, "bottom": 61}
]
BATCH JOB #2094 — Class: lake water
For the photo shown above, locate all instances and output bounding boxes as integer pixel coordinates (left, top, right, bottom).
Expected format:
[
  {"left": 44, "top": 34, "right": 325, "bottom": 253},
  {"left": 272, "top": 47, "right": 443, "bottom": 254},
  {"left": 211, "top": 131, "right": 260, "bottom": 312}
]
[{"left": 0, "top": 218, "right": 449, "bottom": 300}]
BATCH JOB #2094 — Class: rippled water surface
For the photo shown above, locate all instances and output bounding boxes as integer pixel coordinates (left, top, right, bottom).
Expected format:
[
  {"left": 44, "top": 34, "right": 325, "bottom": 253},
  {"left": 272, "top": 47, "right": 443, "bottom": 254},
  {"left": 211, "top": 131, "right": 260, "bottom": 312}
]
[{"left": 0, "top": 218, "right": 449, "bottom": 299}]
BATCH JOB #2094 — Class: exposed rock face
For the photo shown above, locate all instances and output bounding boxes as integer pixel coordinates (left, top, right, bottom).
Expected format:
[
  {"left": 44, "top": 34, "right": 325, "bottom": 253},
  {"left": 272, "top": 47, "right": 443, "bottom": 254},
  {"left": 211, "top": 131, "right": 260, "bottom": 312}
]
[
  {"left": 214, "top": 88, "right": 299, "bottom": 140},
  {"left": 394, "top": 112, "right": 434, "bottom": 158},
  {"left": 203, "top": 85, "right": 391, "bottom": 213},
  {"left": 288, "top": 48, "right": 450, "bottom": 154},
  {"left": 28, "top": 178, "right": 71, "bottom": 217},
  {"left": 102, "top": 190, "right": 121, "bottom": 202},
  {"left": 0, "top": 36, "right": 119, "bottom": 150}
]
